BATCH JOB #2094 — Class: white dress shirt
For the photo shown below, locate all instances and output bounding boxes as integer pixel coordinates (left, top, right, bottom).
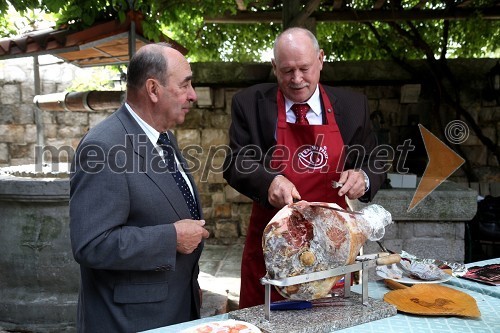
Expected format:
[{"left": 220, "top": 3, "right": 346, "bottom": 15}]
[
  {"left": 125, "top": 103, "right": 195, "bottom": 197},
  {"left": 284, "top": 85, "right": 322, "bottom": 125}
]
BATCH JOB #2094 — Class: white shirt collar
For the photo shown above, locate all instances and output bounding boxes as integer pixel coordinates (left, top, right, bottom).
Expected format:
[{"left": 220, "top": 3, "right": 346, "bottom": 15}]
[
  {"left": 124, "top": 102, "right": 163, "bottom": 145},
  {"left": 124, "top": 103, "right": 196, "bottom": 196},
  {"left": 284, "top": 85, "right": 321, "bottom": 117}
]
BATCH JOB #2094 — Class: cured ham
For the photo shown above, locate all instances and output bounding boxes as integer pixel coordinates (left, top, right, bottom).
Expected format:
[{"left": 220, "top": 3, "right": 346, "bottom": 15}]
[{"left": 262, "top": 201, "right": 391, "bottom": 300}]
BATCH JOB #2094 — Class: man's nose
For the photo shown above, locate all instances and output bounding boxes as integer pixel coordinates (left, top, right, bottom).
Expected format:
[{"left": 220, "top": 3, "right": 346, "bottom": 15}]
[
  {"left": 291, "top": 70, "right": 302, "bottom": 82},
  {"left": 188, "top": 85, "right": 197, "bottom": 102}
]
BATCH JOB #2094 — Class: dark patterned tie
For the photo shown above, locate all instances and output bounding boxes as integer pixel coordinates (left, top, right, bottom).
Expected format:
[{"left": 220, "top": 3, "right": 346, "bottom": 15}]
[
  {"left": 291, "top": 103, "right": 310, "bottom": 125},
  {"left": 157, "top": 133, "right": 200, "bottom": 220}
]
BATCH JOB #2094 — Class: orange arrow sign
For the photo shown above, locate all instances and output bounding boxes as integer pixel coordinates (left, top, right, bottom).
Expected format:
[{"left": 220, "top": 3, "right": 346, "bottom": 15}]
[{"left": 408, "top": 124, "right": 465, "bottom": 211}]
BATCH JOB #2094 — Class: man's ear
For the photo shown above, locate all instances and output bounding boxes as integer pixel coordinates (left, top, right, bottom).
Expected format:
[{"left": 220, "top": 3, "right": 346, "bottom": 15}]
[
  {"left": 145, "top": 79, "right": 159, "bottom": 103},
  {"left": 271, "top": 58, "right": 277, "bottom": 76},
  {"left": 318, "top": 49, "right": 324, "bottom": 70}
]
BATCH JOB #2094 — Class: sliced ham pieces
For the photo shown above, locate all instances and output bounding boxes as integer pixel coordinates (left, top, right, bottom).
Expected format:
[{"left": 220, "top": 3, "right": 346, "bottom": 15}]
[{"left": 262, "top": 201, "right": 392, "bottom": 300}]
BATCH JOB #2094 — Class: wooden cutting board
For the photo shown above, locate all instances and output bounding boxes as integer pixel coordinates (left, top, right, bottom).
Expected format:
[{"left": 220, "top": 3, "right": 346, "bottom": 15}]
[{"left": 383, "top": 281, "right": 480, "bottom": 318}]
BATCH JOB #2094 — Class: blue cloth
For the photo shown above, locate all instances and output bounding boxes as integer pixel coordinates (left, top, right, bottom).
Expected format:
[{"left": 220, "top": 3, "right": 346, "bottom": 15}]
[
  {"left": 446, "top": 258, "right": 500, "bottom": 299},
  {"left": 142, "top": 271, "right": 500, "bottom": 332}
]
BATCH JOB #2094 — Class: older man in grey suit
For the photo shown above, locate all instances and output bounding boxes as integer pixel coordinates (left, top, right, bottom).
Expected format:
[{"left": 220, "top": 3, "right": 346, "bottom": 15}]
[{"left": 70, "top": 43, "right": 209, "bottom": 332}]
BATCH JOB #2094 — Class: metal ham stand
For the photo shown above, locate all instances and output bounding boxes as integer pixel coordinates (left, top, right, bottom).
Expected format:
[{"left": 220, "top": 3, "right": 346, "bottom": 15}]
[{"left": 260, "top": 253, "right": 400, "bottom": 320}]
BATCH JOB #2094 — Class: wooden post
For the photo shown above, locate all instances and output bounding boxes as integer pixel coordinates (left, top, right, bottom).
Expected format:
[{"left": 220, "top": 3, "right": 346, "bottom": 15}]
[
  {"left": 282, "top": 0, "right": 318, "bottom": 33},
  {"left": 282, "top": 0, "right": 301, "bottom": 29}
]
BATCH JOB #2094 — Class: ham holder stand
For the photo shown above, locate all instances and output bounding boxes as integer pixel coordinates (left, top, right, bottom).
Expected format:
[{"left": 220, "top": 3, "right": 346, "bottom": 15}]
[{"left": 260, "top": 252, "right": 401, "bottom": 320}]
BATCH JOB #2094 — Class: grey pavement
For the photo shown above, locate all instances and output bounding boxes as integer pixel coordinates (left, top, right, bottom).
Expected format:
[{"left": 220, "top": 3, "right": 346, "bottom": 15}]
[{"left": 199, "top": 243, "right": 244, "bottom": 317}]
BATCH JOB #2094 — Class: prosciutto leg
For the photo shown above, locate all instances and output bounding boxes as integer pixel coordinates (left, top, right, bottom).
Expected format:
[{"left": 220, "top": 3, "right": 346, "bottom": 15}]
[{"left": 262, "top": 201, "right": 391, "bottom": 300}]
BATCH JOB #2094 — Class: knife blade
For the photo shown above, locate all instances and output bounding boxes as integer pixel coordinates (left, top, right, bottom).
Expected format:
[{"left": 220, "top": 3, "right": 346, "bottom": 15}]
[
  {"left": 270, "top": 298, "right": 350, "bottom": 311},
  {"left": 308, "top": 203, "right": 364, "bottom": 215}
]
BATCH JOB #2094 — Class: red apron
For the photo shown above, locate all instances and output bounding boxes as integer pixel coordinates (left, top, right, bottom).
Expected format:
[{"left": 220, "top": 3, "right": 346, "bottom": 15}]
[{"left": 239, "top": 85, "right": 347, "bottom": 309}]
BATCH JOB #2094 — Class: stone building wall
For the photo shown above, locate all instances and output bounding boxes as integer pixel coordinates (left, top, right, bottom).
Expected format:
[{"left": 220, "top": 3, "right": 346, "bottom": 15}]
[{"left": 1, "top": 56, "right": 499, "bottom": 247}]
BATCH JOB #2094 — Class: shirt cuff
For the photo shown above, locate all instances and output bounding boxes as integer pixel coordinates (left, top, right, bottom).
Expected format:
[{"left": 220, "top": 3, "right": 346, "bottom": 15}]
[{"left": 360, "top": 169, "right": 370, "bottom": 193}]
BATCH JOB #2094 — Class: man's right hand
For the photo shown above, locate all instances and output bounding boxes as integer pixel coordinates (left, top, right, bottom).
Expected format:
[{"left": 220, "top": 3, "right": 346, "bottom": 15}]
[
  {"left": 174, "top": 219, "right": 209, "bottom": 254},
  {"left": 268, "top": 175, "right": 301, "bottom": 208}
]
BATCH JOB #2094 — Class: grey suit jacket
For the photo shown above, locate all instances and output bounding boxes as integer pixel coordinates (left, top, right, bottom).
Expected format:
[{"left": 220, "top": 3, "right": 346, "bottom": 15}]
[
  {"left": 223, "top": 83, "right": 386, "bottom": 208},
  {"left": 70, "top": 106, "right": 203, "bottom": 332}
]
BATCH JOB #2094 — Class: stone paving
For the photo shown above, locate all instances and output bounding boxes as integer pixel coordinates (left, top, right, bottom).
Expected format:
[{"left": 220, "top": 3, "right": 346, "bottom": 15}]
[{"left": 199, "top": 243, "right": 244, "bottom": 317}]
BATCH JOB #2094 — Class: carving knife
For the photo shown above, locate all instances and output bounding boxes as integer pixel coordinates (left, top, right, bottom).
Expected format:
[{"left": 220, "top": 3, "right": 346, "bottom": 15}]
[
  {"left": 270, "top": 298, "right": 351, "bottom": 311},
  {"left": 308, "top": 203, "right": 364, "bottom": 215}
]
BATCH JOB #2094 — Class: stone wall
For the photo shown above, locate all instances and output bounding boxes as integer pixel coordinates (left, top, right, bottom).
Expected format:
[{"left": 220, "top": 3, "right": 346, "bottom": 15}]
[
  {"left": 350, "top": 181, "right": 477, "bottom": 265},
  {"left": 1, "top": 56, "right": 499, "bottom": 247}
]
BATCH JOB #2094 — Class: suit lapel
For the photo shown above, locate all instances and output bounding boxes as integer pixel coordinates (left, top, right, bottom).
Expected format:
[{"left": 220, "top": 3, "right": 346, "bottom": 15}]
[
  {"left": 115, "top": 107, "right": 194, "bottom": 220},
  {"left": 324, "top": 87, "right": 349, "bottom": 143},
  {"left": 260, "top": 86, "right": 279, "bottom": 149}
]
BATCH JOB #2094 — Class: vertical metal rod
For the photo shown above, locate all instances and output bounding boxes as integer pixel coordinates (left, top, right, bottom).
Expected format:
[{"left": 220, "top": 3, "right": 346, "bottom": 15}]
[
  {"left": 344, "top": 273, "right": 351, "bottom": 298},
  {"left": 129, "top": 20, "right": 136, "bottom": 59},
  {"left": 33, "top": 55, "right": 45, "bottom": 166},
  {"left": 362, "top": 262, "right": 369, "bottom": 305},
  {"left": 264, "top": 283, "right": 271, "bottom": 320}
]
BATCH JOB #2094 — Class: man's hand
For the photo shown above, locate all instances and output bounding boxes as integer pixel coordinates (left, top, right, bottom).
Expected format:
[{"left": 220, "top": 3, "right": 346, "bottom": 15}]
[
  {"left": 174, "top": 219, "right": 209, "bottom": 254},
  {"left": 337, "top": 169, "right": 367, "bottom": 200},
  {"left": 268, "top": 175, "right": 301, "bottom": 208}
]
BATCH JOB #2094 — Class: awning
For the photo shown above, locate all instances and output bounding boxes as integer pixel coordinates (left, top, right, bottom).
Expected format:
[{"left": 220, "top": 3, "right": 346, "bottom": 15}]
[{"left": 0, "top": 11, "right": 187, "bottom": 67}]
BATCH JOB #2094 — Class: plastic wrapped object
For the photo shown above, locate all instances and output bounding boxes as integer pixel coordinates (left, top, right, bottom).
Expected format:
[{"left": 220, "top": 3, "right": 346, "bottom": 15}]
[{"left": 262, "top": 201, "right": 392, "bottom": 300}]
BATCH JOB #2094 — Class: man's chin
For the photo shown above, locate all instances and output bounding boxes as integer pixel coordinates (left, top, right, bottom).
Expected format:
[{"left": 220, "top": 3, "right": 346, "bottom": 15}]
[{"left": 286, "top": 89, "right": 309, "bottom": 103}]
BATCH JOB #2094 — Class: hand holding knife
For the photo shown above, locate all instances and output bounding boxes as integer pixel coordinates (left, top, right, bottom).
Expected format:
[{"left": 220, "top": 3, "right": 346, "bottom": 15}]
[
  {"left": 332, "top": 169, "right": 369, "bottom": 200},
  {"left": 331, "top": 180, "right": 344, "bottom": 189}
]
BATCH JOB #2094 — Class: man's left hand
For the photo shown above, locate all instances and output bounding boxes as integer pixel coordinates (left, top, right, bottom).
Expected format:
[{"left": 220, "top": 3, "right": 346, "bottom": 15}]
[{"left": 337, "top": 169, "right": 367, "bottom": 200}]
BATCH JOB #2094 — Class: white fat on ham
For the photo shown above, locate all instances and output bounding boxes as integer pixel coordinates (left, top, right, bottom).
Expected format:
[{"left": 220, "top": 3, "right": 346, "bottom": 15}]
[{"left": 262, "top": 201, "right": 392, "bottom": 300}]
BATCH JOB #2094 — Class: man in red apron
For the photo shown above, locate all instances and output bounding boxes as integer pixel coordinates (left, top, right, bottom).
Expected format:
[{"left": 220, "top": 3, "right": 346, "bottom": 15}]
[{"left": 223, "top": 27, "right": 386, "bottom": 309}]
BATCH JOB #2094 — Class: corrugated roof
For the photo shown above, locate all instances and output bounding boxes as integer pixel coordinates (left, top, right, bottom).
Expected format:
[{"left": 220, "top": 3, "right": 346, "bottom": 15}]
[{"left": 0, "top": 11, "right": 187, "bottom": 67}]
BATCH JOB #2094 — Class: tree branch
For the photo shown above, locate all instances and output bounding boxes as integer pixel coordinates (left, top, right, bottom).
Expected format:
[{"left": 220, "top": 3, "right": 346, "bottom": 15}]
[
  {"left": 373, "top": 18, "right": 500, "bottom": 180},
  {"left": 289, "top": 0, "right": 322, "bottom": 27}
]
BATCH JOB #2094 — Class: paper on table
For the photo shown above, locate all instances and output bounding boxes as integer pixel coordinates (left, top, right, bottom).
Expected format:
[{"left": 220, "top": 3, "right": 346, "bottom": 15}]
[{"left": 460, "top": 264, "right": 500, "bottom": 286}]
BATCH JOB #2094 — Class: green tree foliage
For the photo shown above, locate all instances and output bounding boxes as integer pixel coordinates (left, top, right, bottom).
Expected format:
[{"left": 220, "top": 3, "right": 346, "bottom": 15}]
[
  {"left": 1, "top": 0, "right": 498, "bottom": 61},
  {"left": 0, "top": 2, "right": 55, "bottom": 36}
]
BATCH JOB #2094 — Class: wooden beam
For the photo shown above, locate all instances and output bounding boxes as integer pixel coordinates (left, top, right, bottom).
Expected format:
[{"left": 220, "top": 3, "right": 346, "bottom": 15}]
[
  {"left": 204, "top": 7, "right": 500, "bottom": 23},
  {"left": 314, "top": 7, "right": 500, "bottom": 22},
  {"left": 457, "top": 0, "right": 474, "bottom": 8}
]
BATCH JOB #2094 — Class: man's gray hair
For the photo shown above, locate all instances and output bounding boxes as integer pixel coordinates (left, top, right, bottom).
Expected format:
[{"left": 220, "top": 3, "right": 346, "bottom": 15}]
[{"left": 126, "top": 42, "right": 172, "bottom": 90}]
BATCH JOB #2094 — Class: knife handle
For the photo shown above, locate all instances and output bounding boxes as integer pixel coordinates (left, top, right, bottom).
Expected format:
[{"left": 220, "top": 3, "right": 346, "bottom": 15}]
[
  {"left": 384, "top": 279, "right": 409, "bottom": 290},
  {"left": 270, "top": 300, "right": 312, "bottom": 311},
  {"left": 376, "top": 253, "right": 401, "bottom": 266}
]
